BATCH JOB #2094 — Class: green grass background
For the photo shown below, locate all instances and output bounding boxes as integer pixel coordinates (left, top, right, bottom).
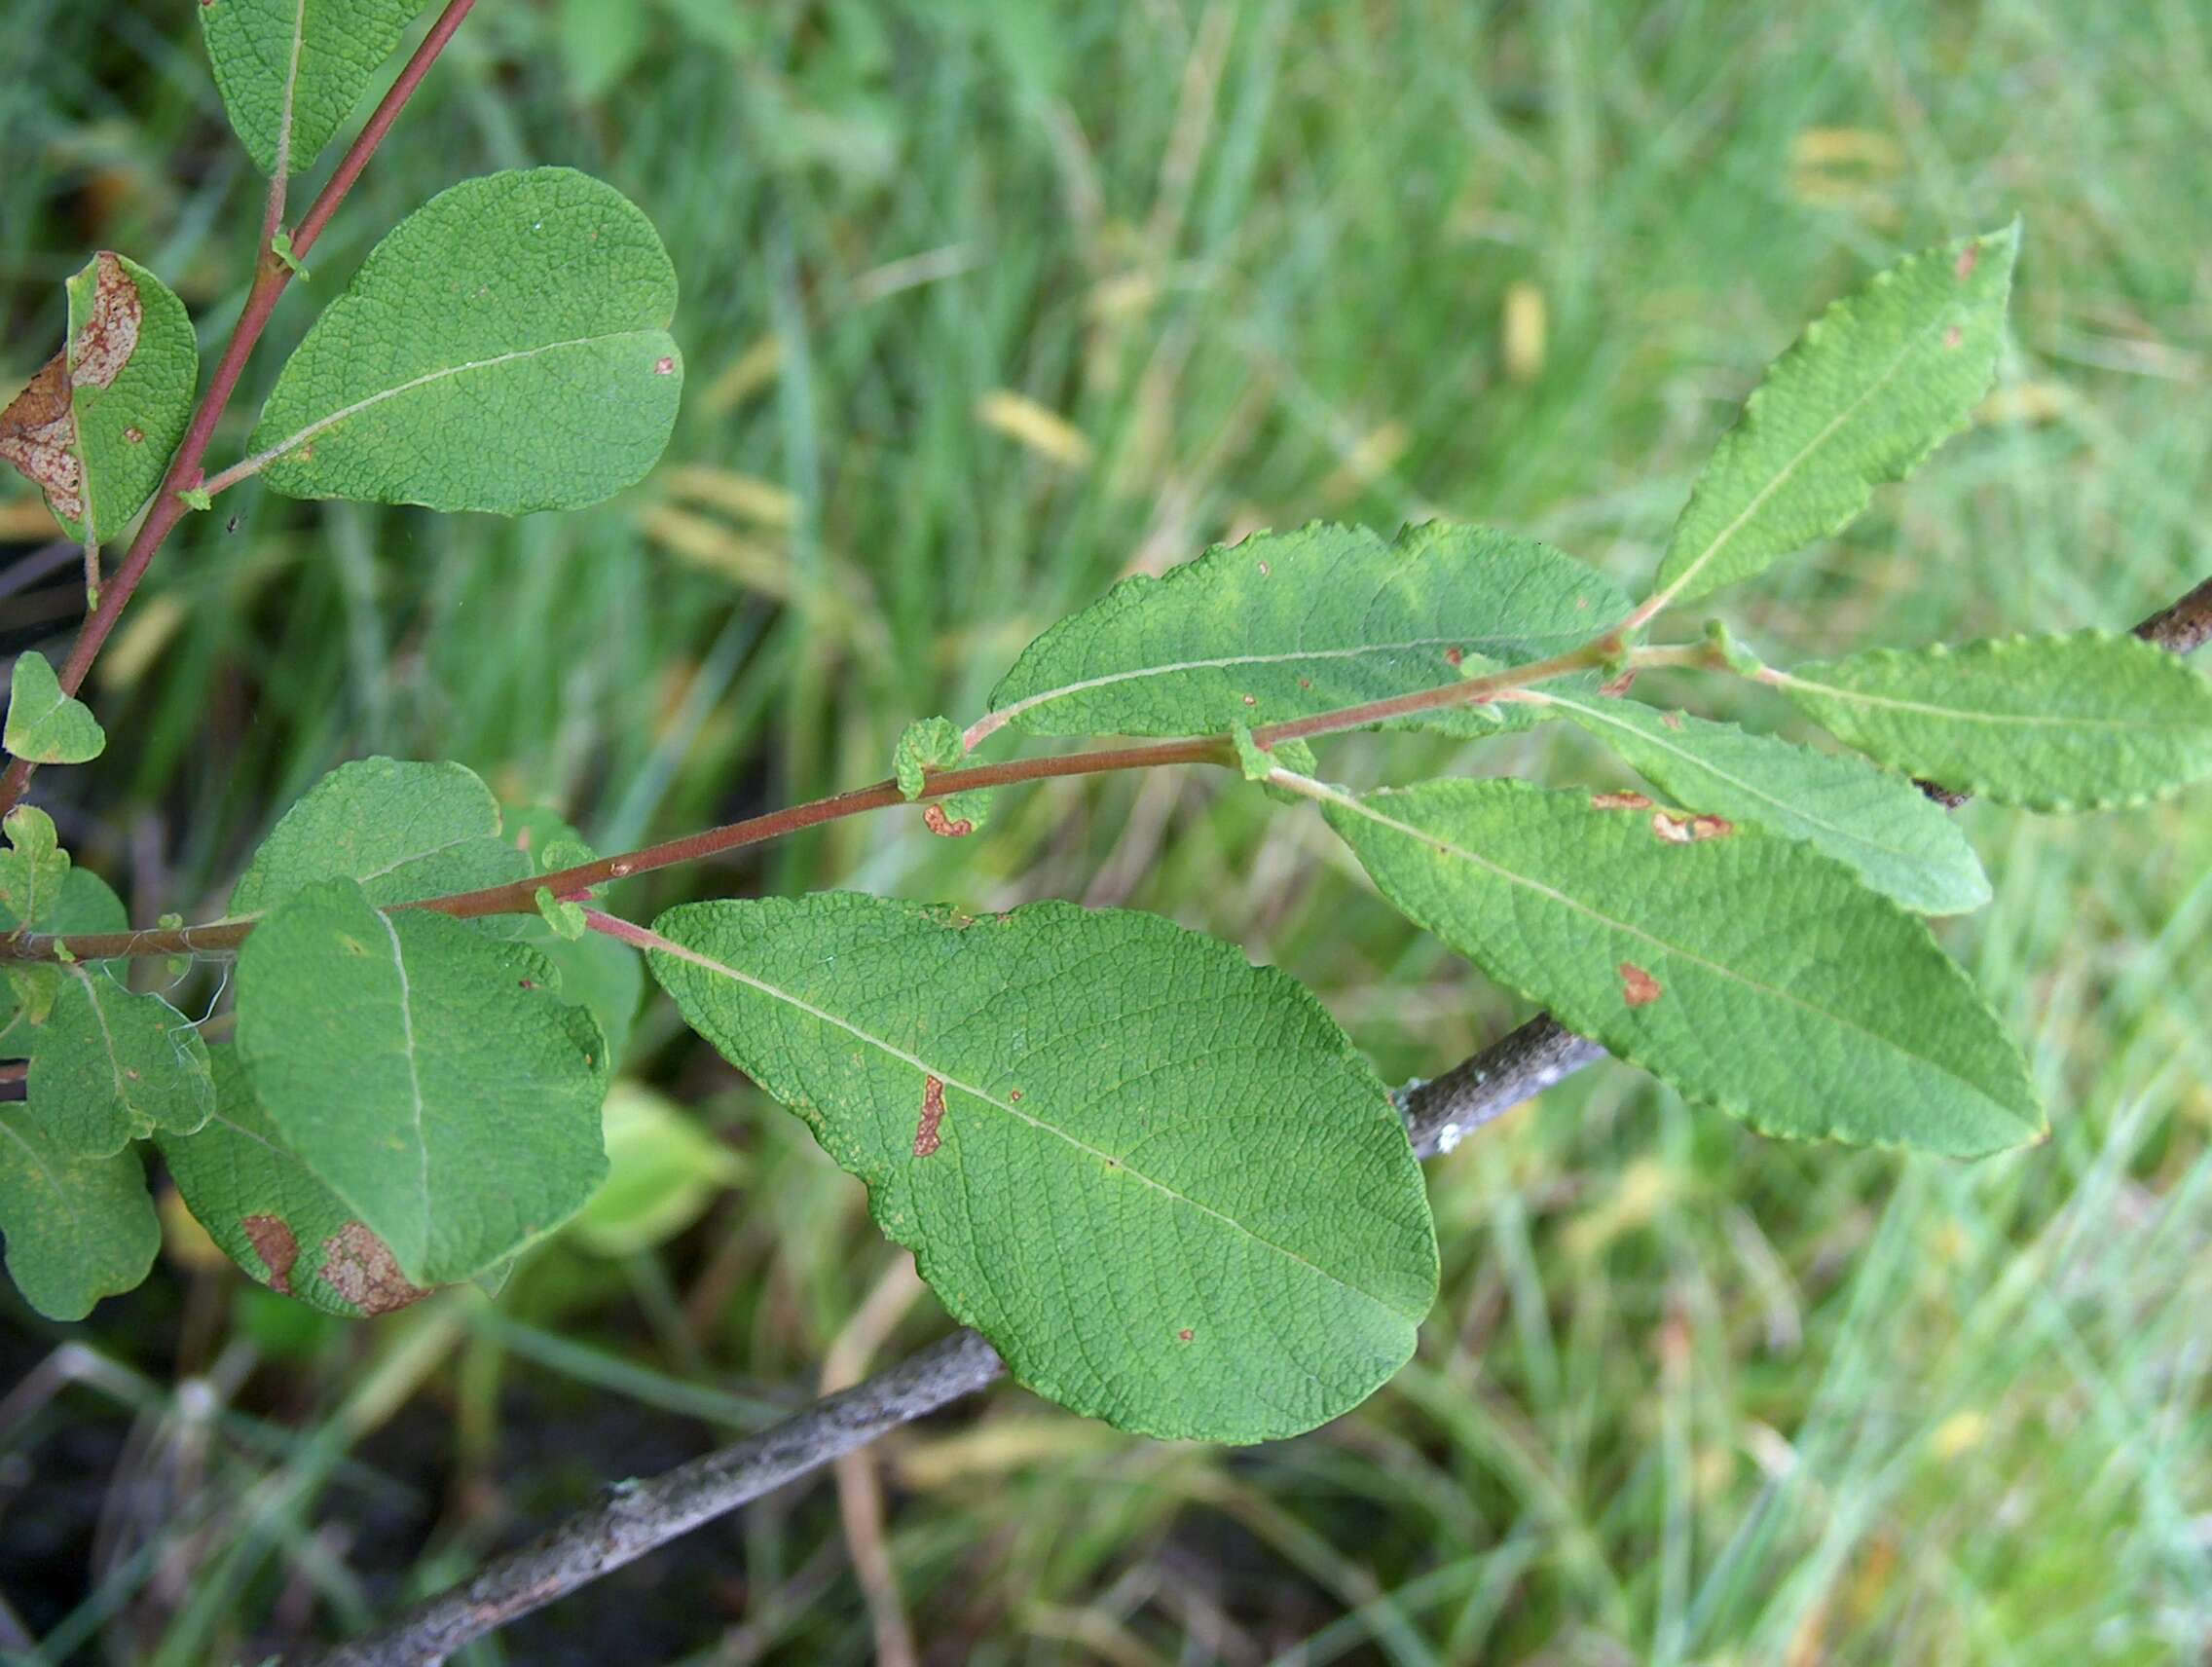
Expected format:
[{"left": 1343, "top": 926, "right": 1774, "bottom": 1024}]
[{"left": 2, "top": 0, "right": 2209, "bottom": 1661}]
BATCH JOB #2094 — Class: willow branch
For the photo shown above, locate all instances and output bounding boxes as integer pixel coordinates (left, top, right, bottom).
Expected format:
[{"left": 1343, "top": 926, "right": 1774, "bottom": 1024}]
[{"left": 297, "top": 571, "right": 2212, "bottom": 1666}]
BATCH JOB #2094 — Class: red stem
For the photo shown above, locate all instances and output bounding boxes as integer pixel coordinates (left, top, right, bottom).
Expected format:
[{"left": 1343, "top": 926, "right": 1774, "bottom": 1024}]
[{"left": 0, "top": 0, "right": 479, "bottom": 822}]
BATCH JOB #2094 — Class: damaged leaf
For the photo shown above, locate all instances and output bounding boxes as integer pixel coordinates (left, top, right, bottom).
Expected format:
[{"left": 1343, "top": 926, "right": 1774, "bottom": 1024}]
[
  {"left": 13, "top": 966, "right": 215, "bottom": 1158},
  {"left": 1318, "top": 776, "right": 2042, "bottom": 1156},
  {"left": 165, "top": 1049, "right": 442, "bottom": 1316},
  {"left": 0, "top": 253, "right": 197, "bottom": 545},
  {"left": 645, "top": 893, "right": 1437, "bottom": 1443},
  {"left": 235, "top": 877, "right": 609, "bottom": 1284}
]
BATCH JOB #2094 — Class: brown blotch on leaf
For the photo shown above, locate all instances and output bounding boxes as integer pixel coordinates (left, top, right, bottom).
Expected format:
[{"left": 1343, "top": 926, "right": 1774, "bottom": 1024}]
[
  {"left": 72, "top": 254, "right": 143, "bottom": 390},
  {"left": 241, "top": 1214, "right": 299, "bottom": 1296},
  {"left": 0, "top": 353, "right": 85, "bottom": 522},
  {"left": 321, "top": 1221, "right": 431, "bottom": 1315},
  {"left": 922, "top": 803, "right": 974, "bottom": 838},
  {"left": 1591, "top": 791, "right": 1653, "bottom": 811},
  {"left": 1008, "top": 1089, "right": 1022, "bottom": 1101},
  {"left": 1599, "top": 668, "right": 1638, "bottom": 697},
  {"left": 1621, "top": 962, "right": 1664, "bottom": 1007},
  {"left": 1651, "top": 809, "right": 1733, "bottom": 843},
  {"left": 914, "top": 1075, "right": 947, "bottom": 1157},
  {"left": 1955, "top": 243, "right": 1981, "bottom": 280},
  {"left": 654, "top": 356, "right": 678, "bottom": 375},
  {"left": 1177, "top": 1328, "right": 1195, "bottom": 1343},
  {"left": 1444, "top": 646, "right": 1464, "bottom": 666}
]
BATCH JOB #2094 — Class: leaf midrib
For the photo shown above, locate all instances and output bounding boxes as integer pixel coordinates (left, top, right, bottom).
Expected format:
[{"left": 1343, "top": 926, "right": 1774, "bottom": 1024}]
[
  {"left": 250, "top": 329, "right": 668, "bottom": 475},
  {"left": 1317, "top": 779, "right": 2031, "bottom": 1126},
  {"left": 1772, "top": 667, "right": 2200, "bottom": 732},
  {"left": 650, "top": 931, "right": 1406, "bottom": 1317}
]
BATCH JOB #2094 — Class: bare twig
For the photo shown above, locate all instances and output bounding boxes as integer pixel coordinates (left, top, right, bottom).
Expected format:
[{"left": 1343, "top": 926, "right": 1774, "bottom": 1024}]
[
  {"left": 0, "top": 0, "right": 480, "bottom": 823},
  {"left": 301, "top": 572, "right": 2212, "bottom": 1666}
]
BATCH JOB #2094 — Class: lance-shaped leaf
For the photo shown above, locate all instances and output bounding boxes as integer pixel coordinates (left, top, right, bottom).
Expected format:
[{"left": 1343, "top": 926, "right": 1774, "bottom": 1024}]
[
  {"left": 14, "top": 968, "right": 215, "bottom": 1157},
  {"left": 0, "top": 1110, "right": 158, "bottom": 1321},
  {"left": 5, "top": 651, "right": 105, "bottom": 765},
  {"left": 980, "top": 521, "right": 1629, "bottom": 744},
  {"left": 646, "top": 895, "right": 1438, "bottom": 1443},
  {"left": 161, "top": 1048, "right": 434, "bottom": 1317},
  {"left": 1648, "top": 225, "right": 2017, "bottom": 611},
  {"left": 1537, "top": 689, "right": 1989, "bottom": 914},
  {"left": 232, "top": 756, "right": 529, "bottom": 914},
  {"left": 0, "top": 253, "right": 197, "bottom": 545},
  {"left": 247, "top": 168, "right": 683, "bottom": 514},
  {"left": 202, "top": 0, "right": 424, "bottom": 176},
  {"left": 235, "top": 877, "right": 609, "bottom": 1284},
  {"left": 1315, "top": 776, "right": 2041, "bottom": 1156},
  {"left": 1773, "top": 631, "right": 2212, "bottom": 810}
]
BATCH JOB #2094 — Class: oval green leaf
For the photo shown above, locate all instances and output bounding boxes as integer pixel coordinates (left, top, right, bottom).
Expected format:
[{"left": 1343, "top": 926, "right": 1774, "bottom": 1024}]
[
  {"left": 1538, "top": 689, "right": 1989, "bottom": 914},
  {"left": 235, "top": 877, "right": 610, "bottom": 1284},
  {"left": 231, "top": 756, "right": 529, "bottom": 915},
  {"left": 202, "top": 0, "right": 425, "bottom": 175},
  {"left": 1316, "top": 776, "right": 2041, "bottom": 1156},
  {"left": 247, "top": 168, "right": 683, "bottom": 514},
  {"left": 645, "top": 894, "right": 1438, "bottom": 1443},
  {"left": 1648, "top": 225, "right": 2017, "bottom": 611},
  {"left": 1772, "top": 631, "right": 2212, "bottom": 810},
  {"left": 981, "top": 521, "right": 1629, "bottom": 744}
]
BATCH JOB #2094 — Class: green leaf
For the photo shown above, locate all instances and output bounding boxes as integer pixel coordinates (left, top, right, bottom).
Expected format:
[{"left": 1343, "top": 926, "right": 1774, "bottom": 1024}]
[
  {"left": 232, "top": 757, "right": 529, "bottom": 914},
  {"left": 569, "top": 1083, "right": 744, "bottom": 1257},
  {"left": 1772, "top": 631, "right": 2212, "bottom": 810},
  {"left": 0, "top": 807, "right": 72, "bottom": 931},
  {"left": 645, "top": 894, "right": 1437, "bottom": 1442},
  {"left": 247, "top": 167, "right": 683, "bottom": 514},
  {"left": 0, "top": 253, "right": 199, "bottom": 545},
  {"left": 894, "top": 716, "right": 963, "bottom": 800},
  {"left": 6, "top": 651, "right": 105, "bottom": 764},
  {"left": 534, "top": 886, "right": 588, "bottom": 939},
  {"left": 1316, "top": 777, "right": 2041, "bottom": 1156},
  {"left": 202, "top": 0, "right": 424, "bottom": 175},
  {"left": 236, "top": 877, "right": 609, "bottom": 1283},
  {"left": 8, "top": 966, "right": 215, "bottom": 1158},
  {"left": 0, "top": 1110, "right": 158, "bottom": 1320},
  {"left": 161, "top": 1047, "right": 435, "bottom": 1316},
  {"left": 1541, "top": 690, "right": 1990, "bottom": 914},
  {"left": 1649, "top": 225, "right": 2017, "bottom": 611},
  {"left": 984, "top": 521, "right": 1629, "bottom": 742}
]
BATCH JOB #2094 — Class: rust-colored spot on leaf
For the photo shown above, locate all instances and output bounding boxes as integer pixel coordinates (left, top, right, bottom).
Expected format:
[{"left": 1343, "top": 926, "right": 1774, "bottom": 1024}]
[
  {"left": 654, "top": 355, "right": 677, "bottom": 375},
  {"left": 241, "top": 1214, "right": 299, "bottom": 1295},
  {"left": 321, "top": 1222, "right": 430, "bottom": 1315},
  {"left": 1621, "top": 962, "right": 1663, "bottom": 1007},
  {"left": 1651, "top": 810, "right": 1733, "bottom": 843},
  {"left": 1660, "top": 712, "right": 1685, "bottom": 730},
  {"left": 922, "top": 803, "right": 974, "bottom": 838},
  {"left": 1599, "top": 668, "right": 1638, "bottom": 697},
  {"left": 1591, "top": 791, "right": 1653, "bottom": 811},
  {"left": 914, "top": 1076, "right": 947, "bottom": 1157},
  {"left": 1008, "top": 1089, "right": 1022, "bottom": 1102},
  {"left": 1942, "top": 324, "right": 1964, "bottom": 350},
  {"left": 1955, "top": 243, "right": 1980, "bottom": 280},
  {"left": 0, "top": 353, "right": 84, "bottom": 522},
  {"left": 1444, "top": 646, "right": 1464, "bottom": 666},
  {"left": 73, "top": 254, "right": 142, "bottom": 390},
  {"left": 1177, "top": 1328, "right": 1195, "bottom": 1343}
]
